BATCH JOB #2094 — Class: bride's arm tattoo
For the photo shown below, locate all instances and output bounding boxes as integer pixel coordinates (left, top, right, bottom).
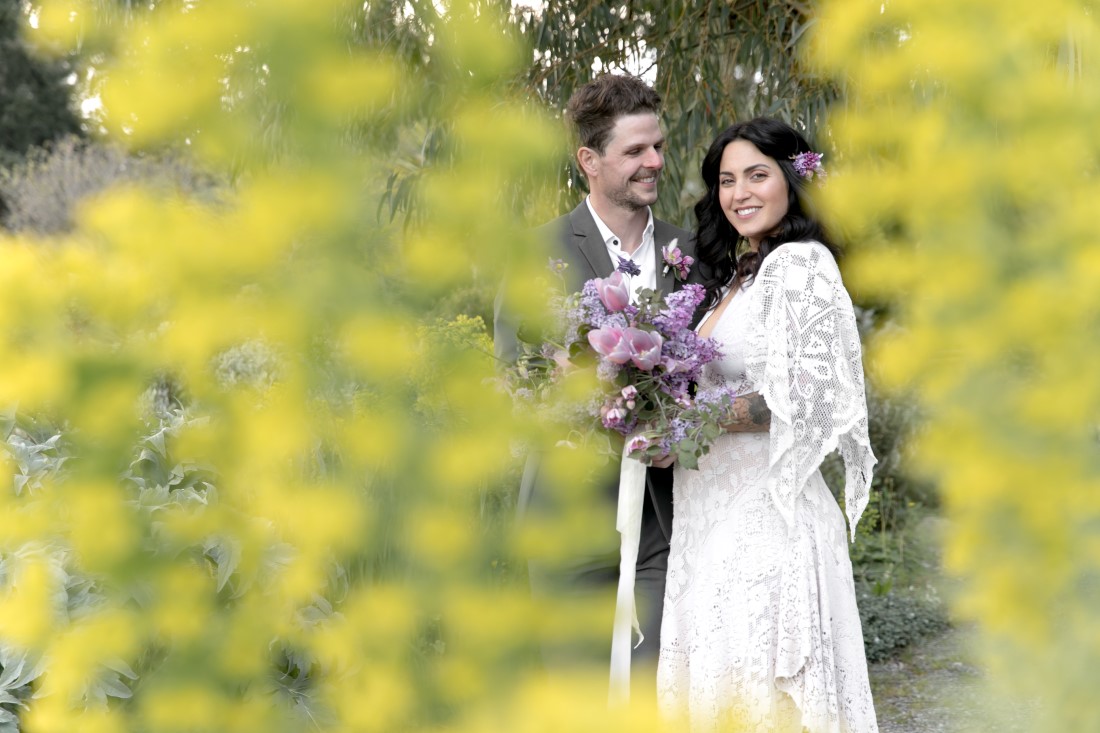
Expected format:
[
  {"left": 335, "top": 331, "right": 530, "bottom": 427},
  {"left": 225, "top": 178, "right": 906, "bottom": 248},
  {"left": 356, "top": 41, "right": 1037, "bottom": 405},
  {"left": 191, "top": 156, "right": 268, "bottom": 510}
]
[{"left": 722, "top": 392, "right": 771, "bottom": 433}]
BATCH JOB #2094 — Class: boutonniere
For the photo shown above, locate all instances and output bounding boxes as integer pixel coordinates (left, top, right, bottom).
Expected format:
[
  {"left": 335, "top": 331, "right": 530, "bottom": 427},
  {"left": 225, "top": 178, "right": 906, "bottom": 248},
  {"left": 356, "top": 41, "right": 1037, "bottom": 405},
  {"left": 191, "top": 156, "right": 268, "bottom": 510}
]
[{"left": 661, "top": 239, "right": 694, "bottom": 282}]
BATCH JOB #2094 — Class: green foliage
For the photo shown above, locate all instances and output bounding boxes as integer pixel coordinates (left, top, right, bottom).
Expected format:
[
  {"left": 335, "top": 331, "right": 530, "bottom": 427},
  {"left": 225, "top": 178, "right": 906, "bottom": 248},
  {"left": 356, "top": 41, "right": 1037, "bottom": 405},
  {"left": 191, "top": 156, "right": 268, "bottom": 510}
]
[
  {"left": 822, "top": 378, "right": 936, "bottom": 537},
  {"left": 825, "top": 367, "right": 948, "bottom": 663},
  {"left": 0, "top": 1, "right": 82, "bottom": 170},
  {"left": 516, "top": 0, "right": 841, "bottom": 226},
  {"left": 845, "top": 494, "right": 951, "bottom": 662},
  {"left": 373, "top": 1, "right": 840, "bottom": 230},
  {"left": 858, "top": 581, "right": 949, "bottom": 664},
  {"left": 0, "top": 2, "right": 622, "bottom": 730},
  {"left": 0, "top": 405, "right": 334, "bottom": 731},
  {"left": 816, "top": 0, "right": 1100, "bottom": 723},
  {"left": 412, "top": 315, "right": 496, "bottom": 428}
]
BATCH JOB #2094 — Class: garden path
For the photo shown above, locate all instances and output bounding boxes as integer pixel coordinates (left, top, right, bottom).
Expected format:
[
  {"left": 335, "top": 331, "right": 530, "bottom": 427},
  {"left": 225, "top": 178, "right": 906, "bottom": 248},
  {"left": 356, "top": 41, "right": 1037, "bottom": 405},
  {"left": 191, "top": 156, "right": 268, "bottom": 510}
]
[{"left": 870, "top": 623, "right": 1031, "bottom": 733}]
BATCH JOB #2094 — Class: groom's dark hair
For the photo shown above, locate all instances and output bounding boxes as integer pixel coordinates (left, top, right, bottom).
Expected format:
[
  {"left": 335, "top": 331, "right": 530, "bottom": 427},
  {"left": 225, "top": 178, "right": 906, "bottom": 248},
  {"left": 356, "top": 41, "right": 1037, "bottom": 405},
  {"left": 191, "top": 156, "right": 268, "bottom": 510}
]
[{"left": 566, "top": 74, "right": 662, "bottom": 154}]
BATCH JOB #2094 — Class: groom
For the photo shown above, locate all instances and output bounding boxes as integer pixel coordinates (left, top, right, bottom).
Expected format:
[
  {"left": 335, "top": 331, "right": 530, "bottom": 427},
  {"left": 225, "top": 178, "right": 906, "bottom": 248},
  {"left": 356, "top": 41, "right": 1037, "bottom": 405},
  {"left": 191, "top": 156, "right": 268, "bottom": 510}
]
[{"left": 494, "top": 74, "right": 698, "bottom": 682}]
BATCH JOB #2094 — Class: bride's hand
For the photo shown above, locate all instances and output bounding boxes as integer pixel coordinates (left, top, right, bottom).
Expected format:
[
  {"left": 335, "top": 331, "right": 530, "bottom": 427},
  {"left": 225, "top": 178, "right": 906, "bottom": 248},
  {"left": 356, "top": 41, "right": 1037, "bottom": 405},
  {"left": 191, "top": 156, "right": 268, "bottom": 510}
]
[{"left": 650, "top": 453, "right": 677, "bottom": 469}]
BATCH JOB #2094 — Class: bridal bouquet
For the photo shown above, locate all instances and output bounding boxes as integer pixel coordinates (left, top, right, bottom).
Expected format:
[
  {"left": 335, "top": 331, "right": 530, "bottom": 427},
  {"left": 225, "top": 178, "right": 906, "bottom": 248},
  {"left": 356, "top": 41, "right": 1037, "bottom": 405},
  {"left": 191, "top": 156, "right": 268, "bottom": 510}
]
[{"left": 508, "top": 259, "right": 737, "bottom": 469}]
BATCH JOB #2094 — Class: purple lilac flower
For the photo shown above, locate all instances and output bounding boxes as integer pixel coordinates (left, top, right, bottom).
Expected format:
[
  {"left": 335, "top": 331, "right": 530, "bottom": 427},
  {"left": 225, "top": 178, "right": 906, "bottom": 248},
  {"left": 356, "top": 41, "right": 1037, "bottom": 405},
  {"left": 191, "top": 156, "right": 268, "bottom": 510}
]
[
  {"left": 660, "top": 329, "right": 721, "bottom": 382},
  {"left": 654, "top": 284, "right": 706, "bottom": 337},
  {"left": 658, "top": 417, "right": 692, "bottom": 454},
  {"left": 564, "top": 281, "right": 629, "bottom": 343},
  {"left": 791, "top": 151, "right": 825, "bottom": 180},
  {"left": 617, "top": 257, "right": 642, "bottom": 276},
  {"left": 596, "top": 359, "right": 621, "bottom": 383},
  {"left": 693, "top": 382, "right": 740, "bottom": 408},
  {"left": 695, "top": 383, "right": 741, "bottom": 407}
]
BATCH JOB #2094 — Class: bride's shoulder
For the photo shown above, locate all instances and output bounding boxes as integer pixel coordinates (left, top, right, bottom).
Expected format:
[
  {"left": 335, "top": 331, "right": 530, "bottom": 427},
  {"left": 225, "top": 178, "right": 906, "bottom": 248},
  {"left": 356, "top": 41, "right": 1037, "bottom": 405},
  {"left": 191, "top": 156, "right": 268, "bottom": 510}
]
[
  {"left": 757, "top": 242, "right": 844, "bottom": 297},
  {"left": 779, "top": 240, "right": 834, "bottom": 259},
  {"left": 761, "top": 240, "right": 834, "bottom": 272}
]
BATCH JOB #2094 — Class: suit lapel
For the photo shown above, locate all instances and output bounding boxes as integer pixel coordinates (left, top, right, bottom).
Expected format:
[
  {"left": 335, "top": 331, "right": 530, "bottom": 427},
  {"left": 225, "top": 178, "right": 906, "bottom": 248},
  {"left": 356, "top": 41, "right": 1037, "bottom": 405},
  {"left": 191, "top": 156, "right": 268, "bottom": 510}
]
[
  {"left": 569, "top": 202, "right": 614, "bottom": 281},
  {"left": 653, "top": 220, "right": 680, "bottom": 294},
  {"left": 568, "top": 203, "right": 687, "bottom": 296}
]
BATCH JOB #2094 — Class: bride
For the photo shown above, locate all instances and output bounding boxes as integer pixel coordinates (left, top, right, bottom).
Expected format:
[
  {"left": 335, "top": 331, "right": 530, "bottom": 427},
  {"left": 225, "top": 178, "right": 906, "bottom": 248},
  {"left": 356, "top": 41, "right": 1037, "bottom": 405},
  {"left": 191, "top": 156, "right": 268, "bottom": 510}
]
[{"left": 656, "top": 118, "right": 879, "bottom": 732}]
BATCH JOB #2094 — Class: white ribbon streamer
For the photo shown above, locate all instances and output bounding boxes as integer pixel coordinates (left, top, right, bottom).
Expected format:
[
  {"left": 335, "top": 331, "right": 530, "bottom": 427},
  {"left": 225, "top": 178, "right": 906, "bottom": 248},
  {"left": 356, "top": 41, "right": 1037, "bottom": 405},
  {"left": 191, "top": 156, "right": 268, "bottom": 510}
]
[{"left": 608, "top": 446, "right": 648, "bottom": 705}]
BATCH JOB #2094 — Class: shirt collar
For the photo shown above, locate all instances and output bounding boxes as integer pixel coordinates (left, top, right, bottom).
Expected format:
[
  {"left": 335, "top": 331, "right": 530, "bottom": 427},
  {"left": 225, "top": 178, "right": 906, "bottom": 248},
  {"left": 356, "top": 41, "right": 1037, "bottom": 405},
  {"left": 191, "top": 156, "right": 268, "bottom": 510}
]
[{"left": 585, "top": 197, "right": 654, "bottom": 250}]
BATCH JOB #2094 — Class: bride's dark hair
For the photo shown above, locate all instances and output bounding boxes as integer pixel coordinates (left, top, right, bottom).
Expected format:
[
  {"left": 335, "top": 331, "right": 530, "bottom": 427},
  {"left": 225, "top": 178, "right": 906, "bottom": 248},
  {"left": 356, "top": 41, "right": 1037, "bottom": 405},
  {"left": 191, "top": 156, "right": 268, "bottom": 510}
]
[{"left": 694, "top": 117, "right": 839, "bottom": 312}]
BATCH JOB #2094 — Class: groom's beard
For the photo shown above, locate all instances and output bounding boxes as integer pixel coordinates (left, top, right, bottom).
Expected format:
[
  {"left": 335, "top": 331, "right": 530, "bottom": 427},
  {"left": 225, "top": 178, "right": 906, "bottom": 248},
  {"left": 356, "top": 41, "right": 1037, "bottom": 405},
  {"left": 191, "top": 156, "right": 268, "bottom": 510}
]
[{"left": 606, "top": 168, "right": 661, "bottom": 211}]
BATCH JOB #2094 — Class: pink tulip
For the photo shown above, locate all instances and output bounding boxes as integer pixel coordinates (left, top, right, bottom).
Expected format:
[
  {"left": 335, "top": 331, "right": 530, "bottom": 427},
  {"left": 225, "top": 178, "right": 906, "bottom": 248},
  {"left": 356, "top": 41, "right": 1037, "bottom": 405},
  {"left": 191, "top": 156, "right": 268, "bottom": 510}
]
[
  {"left": 595, "top": 271, "right": 631, "bottom": 312},
  {"left": 623, "top": 327, "right": 663, "bottom": 370},
  {"left": 587, "top": 327, "right": 632, "bottom": 364}
]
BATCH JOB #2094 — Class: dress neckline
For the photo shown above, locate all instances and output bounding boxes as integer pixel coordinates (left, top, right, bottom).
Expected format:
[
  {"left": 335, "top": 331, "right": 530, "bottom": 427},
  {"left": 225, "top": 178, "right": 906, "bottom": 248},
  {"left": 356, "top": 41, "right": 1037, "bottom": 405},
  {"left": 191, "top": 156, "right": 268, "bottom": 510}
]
[{"left": 697, "top": 279, "right": 751, "bottom": 335}]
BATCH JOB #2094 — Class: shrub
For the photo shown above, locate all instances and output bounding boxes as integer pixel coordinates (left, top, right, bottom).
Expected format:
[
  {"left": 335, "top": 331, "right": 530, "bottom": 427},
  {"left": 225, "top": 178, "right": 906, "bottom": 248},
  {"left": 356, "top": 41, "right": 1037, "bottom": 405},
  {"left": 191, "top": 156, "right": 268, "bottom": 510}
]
[
  {"left": 0, "top": 136, "right": 220, "bottom": 235},
  {"left": 858, "top": 582, "right": 950, "bottom": 663}
]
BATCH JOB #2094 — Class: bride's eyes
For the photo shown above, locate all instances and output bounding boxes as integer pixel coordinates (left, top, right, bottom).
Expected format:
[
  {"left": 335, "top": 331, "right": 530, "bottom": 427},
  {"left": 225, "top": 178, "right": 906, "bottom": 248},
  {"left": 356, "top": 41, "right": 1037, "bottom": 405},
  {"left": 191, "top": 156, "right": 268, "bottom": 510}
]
[{"left": 719, "top": 171, "right": 768, "bottom": 187}]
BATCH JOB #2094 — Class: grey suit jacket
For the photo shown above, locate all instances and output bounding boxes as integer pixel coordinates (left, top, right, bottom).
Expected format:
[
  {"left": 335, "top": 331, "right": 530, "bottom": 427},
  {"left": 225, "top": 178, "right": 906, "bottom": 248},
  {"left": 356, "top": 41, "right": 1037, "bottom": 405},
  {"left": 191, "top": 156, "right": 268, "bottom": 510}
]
[{"left": 494, "top": 201, "right": 698, "bottom": 549}]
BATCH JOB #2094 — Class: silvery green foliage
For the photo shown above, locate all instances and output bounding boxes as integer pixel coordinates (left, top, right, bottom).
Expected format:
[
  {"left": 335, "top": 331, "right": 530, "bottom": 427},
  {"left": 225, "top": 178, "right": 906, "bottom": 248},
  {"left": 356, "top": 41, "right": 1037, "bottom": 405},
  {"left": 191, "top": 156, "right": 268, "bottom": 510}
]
[
  {"left": 212, "top": 340, "right": 282, "bottom": 391},
  {"left": 125, "top": 407, "right": 338, "bottom": 724},
  {"left": 0, "top": 640, "right": 45, "bottom": 732},
  {"left": 0, "top": 137, "right": 221, "bottom": 235},
  {"left": 125, "top": 409, "right": 216, "bottom": 501},
  {"left": 0, "top": 413, "right": 66, "bottom": 497},
  {"left": 0, "top": 406, "right": 339, "bottom": 728},
  {"left": 0, "top": 418, "right": 128, "bottom": 730}
]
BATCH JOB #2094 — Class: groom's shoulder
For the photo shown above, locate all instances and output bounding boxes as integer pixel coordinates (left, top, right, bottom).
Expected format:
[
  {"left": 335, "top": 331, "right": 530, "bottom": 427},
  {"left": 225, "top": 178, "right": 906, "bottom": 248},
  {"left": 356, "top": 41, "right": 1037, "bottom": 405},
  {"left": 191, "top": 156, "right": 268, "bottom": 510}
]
[
  {"left": 534, "top": 202, "right": 589, "bottom": 242},
  {"left": 654, "top": 217, "right": 694, "bottom": 249}
]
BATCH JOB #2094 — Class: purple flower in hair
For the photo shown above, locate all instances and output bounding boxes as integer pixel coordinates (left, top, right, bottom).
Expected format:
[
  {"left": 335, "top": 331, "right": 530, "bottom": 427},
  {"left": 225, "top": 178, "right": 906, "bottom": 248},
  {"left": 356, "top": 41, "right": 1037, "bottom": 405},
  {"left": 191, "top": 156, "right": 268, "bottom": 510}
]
[{"left": 791, "top": 151, "right": 826, "bottom": 181}]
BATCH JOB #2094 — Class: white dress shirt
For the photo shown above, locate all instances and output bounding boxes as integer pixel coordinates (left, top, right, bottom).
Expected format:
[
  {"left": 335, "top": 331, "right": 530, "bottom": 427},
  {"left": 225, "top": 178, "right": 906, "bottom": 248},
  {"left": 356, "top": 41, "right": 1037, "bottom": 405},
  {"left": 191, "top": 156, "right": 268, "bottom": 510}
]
[{"left": 586, "top": 197, "right": 656, "bottom": 304}]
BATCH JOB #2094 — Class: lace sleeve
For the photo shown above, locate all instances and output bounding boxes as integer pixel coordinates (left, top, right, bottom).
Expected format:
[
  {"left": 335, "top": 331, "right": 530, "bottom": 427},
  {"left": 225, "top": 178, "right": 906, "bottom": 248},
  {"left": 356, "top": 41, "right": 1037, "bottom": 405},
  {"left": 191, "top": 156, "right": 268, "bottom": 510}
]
[{"left": 745, "top": 241, "right": 876, "bottom": 539}]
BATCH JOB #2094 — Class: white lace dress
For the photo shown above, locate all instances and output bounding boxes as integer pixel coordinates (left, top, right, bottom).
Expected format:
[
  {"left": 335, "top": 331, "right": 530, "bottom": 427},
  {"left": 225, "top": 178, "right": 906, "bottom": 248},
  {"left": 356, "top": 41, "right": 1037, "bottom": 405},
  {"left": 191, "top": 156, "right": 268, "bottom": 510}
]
[{"left": 657, "top": 242, "right": 879, "bottom": 733}]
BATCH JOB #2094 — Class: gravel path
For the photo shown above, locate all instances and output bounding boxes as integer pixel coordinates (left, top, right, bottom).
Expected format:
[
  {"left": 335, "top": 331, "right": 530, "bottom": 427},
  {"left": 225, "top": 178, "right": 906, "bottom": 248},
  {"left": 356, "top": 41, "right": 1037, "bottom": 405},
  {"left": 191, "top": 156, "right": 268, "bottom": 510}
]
[{"left": 870, "top": 624, "right": 1031, "bottom": 733}]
